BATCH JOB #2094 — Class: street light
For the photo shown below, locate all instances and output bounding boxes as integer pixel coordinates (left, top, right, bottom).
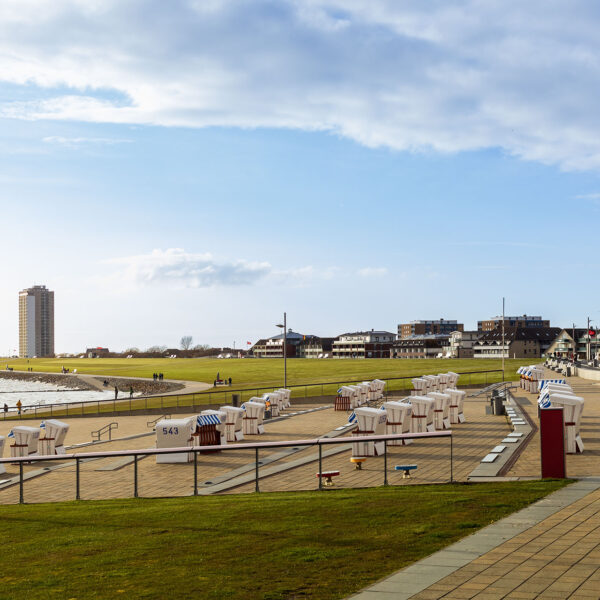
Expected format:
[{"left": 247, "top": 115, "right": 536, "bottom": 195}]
[{"left": 276, "top": 312, "right": 287, "bottom": 388}]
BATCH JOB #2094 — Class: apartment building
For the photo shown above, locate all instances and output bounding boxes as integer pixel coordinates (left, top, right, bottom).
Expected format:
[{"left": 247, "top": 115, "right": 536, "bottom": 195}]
[
  {"left": 473, "top": 327, "right": 561, "bottom": 359},
  {"left": 332, "top": 330, "right": 396, "bottom": 359},
  {"left": 391, "top": 335, "right": 450, "bottom": 359},
  {"left": 398, "top": 319, "right": 464, "bottom": 339},
  {"left": 546, "top": 329, "right": 592, "bottom": 360},
  {"left": 250, "top": 330, "right": 304, "bottom": 358},
  {"left": 447, "top": 330, "right": 481, "bottom": 358},
  {"left": 19, "top": 285, "right": 55, "bottom": 358},
  {"left": 296, "top": 336, "right": 334, "bottom": 358},
  {"left": 478, "top": 315, "right": 549, "bottom": 332}
]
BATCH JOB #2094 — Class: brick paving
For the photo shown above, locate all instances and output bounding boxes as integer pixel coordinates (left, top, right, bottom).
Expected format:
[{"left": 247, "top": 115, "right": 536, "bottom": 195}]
[
  {"left": 0, "top": 395, "right": 509, "bottom": 504},
  {"left": 506, "top": 368, "right": 600, "bottom": 478},
  {"left": 405, "top": 482, "right": 600, "bottom": 600},
  {"left": 225, "top": 398, "right": 507, "bottom": 494}
]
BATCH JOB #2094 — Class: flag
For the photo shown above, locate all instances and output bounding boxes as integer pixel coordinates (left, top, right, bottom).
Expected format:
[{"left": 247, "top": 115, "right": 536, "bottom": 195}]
[
  {"left": 7, "top": 430, "right": 14, "bottom": 438},
  {"left": 348, "top": 411, "right": 357, "bottom": 423},
  {"left": 40, "top": 421, "right": 46, "bottom": 429}
]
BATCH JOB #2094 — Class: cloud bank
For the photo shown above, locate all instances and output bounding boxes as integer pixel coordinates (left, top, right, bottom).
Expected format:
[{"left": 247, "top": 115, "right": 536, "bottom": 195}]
[
  {"left": 105, "top": 248, "right": 272, "bottom": 288},
  {"left": 1, "top": 1, "right": 600, "bottom": 170}
]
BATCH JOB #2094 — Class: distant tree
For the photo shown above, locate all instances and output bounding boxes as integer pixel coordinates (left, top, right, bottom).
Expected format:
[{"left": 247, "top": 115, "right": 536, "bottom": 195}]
[
  {"left": 124, "top": 347, "right": 140, "bottom": 354},
  {"left": 192, "top": 344, "right": 211, "bottom": 351},
  {"left": 146, "top": 345, "right": 167, "bottom": 353},
  {"left": 180, "top": 336, "right": 193, "bottom": 350}
]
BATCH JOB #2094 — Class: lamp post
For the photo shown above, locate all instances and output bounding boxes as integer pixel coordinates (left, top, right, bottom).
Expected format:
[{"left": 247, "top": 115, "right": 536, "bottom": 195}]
[
  {"left": 276, "top": 312, "right": 287, "bottom": 388},
  {"left": 501, "top": 297, "right": 505, "bottom": 381}
]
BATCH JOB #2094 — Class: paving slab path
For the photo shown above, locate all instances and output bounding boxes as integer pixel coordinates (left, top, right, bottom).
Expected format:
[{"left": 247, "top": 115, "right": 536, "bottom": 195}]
[{"left": 350, "top": 478, "right": 600, "bottom": 600}]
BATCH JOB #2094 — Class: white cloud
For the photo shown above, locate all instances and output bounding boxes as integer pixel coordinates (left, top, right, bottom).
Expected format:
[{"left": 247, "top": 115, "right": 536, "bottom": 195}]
[
  {"left": 100, "top": 248, "right": 337, "bottom": 290},
  {"left": 0, "top": 1, "right": 600, "bottom": 169},
  {"left": 43, "top": 135, "right": 132, "bottom": 147},
  {"left": 575, "top": 193, "right": 600, "bottom": 200},
  {"left": 357, "top": 267, "right": 388, "bottom": 277},
  {"left": 104, "top": 248, "right": 272, "bottom": 289}
]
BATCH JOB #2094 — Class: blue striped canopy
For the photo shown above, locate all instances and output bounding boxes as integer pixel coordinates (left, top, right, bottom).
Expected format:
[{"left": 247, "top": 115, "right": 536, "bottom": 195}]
[{"left": 197, "top": 414, "right": 222, "bottom": 426}]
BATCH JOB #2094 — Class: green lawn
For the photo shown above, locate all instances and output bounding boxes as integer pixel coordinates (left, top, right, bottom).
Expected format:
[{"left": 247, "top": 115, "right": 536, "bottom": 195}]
[
  {"left": 3, "top": 356, "right": 524, "bottom": 388},
  {"left": 2, "top": 357, "right": 525, "bottom": 419},
  {"left": 0, "top": 481, "right": 567, "bottom": 600}
]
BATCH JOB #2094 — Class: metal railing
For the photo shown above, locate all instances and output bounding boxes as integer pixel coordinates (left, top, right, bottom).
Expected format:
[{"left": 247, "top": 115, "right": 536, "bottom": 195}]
[
  {"left": 0, "top": 369, "right": 509, "bottom": 421},
  {"left": 146, "top": 414, "right": 171, "bottom": 428},
  {"left": 0, "top": 431, "right": 452, "bottom": 504},
  {"left": 91, "top": 422, "right": 118, "bottom": 441}
]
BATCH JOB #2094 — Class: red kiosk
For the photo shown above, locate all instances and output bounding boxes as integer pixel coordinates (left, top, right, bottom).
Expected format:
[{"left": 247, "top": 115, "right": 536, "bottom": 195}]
[{"left": 540, "top": 407, "right": 566, "bottom": 479}]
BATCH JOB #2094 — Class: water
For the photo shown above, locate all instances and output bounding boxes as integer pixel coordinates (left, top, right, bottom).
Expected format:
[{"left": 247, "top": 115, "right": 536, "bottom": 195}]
[{"left": 0, "top": 378, "right": 113, "bottom": 410}]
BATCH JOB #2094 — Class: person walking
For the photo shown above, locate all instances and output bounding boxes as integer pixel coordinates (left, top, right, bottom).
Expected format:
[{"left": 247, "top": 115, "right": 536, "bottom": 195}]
[
  {"left": 16, "top": 399, "right": 22, "bottom": 415},
  {"left": 129, "top": 386, "right": 134, "bottom": 399},
  {"left": 3, "top": 403, "right": 8, "bottom": 414},
  {"left": 228, "top": 377, "right": 232, "bottom": 386},
  {"left": 114, "top": 386, "right": 118, "bottom": 400}
]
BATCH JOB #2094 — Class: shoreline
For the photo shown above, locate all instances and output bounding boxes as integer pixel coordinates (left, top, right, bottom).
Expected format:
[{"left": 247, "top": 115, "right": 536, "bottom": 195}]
[{"left": 0, "top": 370, "right": 185, "bottom": 396}]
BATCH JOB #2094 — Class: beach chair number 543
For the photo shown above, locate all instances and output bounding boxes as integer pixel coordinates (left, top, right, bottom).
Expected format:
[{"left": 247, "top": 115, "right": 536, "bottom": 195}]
[{"left": 162, "top": 427, "right": 179, "bottom": 435}]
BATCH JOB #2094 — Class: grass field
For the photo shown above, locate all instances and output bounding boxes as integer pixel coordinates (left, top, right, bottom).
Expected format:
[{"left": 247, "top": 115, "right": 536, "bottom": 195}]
[
  {"left": 0, "top": 357, "right": 527, "bottom": 418},
  {"left": 2, "top": 356, "right": 525, "bottom": 388},
  {"left": 0, "top": 480, "right": 566, "bottom": 600}
]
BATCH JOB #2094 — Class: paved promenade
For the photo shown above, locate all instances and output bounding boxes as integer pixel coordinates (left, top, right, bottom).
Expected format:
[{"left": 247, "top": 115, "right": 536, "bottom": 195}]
[
  {"left": 351, "top": 478, "right": 600, "bottom": 599},
  {"left": 350, "top": 367, "right": 600, "bottom": 599}
]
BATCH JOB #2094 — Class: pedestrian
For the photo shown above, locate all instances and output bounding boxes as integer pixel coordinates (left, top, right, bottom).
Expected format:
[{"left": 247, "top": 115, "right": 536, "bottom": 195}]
[
  {"left": 216, "top": 372, "right": 220, "bottom": 381},
  {"left": 159, "top": 373, "right": 163, "bottom": 381},
  {"left": 3, "top": 403, "right": 8, "bottom": 414},
  {"left": 16, "top": 399, "right": 22, "bottom": 415},
  {"left": 228, "top": 377, "right": 232, "bottom": 386},
  {"left": 153, "top": 373, "right": 157, "bottom": 381},
  {"left": 129, "top": 386, "right": 134, "bottom": 399},
  {"left": 114, "top": 386, "right": 118, "bottom": 400}
]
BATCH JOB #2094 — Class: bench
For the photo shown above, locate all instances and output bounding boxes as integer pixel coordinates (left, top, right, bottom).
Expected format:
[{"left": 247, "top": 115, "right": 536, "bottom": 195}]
[
  {"left": 394, "top": 464, "right": 418, "bottom": 479},
  {"left": 350, "top": 456, "right": 367, "bottom": 470},
  {"left": 316, "top": 470, "right": 340, "bottom": 486}
]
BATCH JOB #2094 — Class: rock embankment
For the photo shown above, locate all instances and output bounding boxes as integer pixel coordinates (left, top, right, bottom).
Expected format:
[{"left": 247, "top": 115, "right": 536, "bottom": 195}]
[
  {"left": 92, "top": 377, "right": 184, "bottom": 396},
  {"left": 0, "top": 370, "right": 95, "bottom": 390}
]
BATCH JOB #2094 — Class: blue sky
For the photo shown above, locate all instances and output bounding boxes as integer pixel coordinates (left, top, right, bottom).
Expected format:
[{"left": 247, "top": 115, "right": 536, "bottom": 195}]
[{"left": 1, "top": 0, "right": 600, "bottom": 353}]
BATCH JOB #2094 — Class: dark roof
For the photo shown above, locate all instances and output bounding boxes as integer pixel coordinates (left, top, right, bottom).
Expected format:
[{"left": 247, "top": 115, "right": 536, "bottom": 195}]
[
  {"left": 269, "top": 330, "right": 304, "bottom": 341},
  {"left": 555, "top": 328, "right": 587, "bottom": 339},
  {"left": 477, "top": 327, "right": 561, "bottom": 343},
  {"left": 339, "top": 331, "right": 395, "bottom": 337}
]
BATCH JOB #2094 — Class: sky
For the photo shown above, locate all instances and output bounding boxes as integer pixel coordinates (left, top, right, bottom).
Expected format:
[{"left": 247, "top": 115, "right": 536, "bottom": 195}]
[{"left": 1, "top": 0, "right": 600, "bottom": 354}]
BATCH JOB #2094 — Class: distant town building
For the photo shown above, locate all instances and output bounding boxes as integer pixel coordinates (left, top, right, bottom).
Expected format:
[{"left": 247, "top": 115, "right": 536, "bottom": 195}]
[
  {"left": 477, "top": 315, "right": 549, "bottom": 332},
  {"left": 546, "top": 329, "right": 591, "bottom": 360},
  {"left": 86, "top": 347, "right": 110, "bottom": 358},
  {"left": 19, "top": 285, "right": 54, "bottom": 358},
  {"left": 250, "top": 329, "right": 304, "bottom": 358},
  {"left": 391, "top": 335, "right": 450, "bottom": 359},
  {"left": 296, "top": 336, "right": 334, "bottom": 359},
  {"left": 398, "top": 319, "right": 463, "bottom": 339},
  {"left": 332, "top": 330, "right": 396, "bottom": 359},
  {"left": 447, "top": 330, "right": 481, "bottom": 358},
  {"left": 473, "top": 327, "right": 561, "bottom": 359}
]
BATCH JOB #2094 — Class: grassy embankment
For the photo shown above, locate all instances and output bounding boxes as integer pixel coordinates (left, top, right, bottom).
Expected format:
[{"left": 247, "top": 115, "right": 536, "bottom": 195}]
[
  {"left": 0, "top": 480, "right": 567, "bottom": 600},
  {"left": 2, "top": 357, "right": 524, "bottom": 417}
]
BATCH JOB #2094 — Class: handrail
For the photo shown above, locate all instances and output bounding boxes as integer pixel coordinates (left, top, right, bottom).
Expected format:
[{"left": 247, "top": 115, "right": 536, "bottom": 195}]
[
  {"left": 91, "top": 422, "right": 118, "bottom": 442},
  {"left": 2, "top": 429, "right": 454, "bottom": 503},
  {"left": 0, "top": 430, "right": 452, "bottom": 463},
  {"left": 147, "top": 414, "right": 171, "bottom": 428},
  {"left": 0, "top": 368, "right": 506, "bottom": 418}
]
